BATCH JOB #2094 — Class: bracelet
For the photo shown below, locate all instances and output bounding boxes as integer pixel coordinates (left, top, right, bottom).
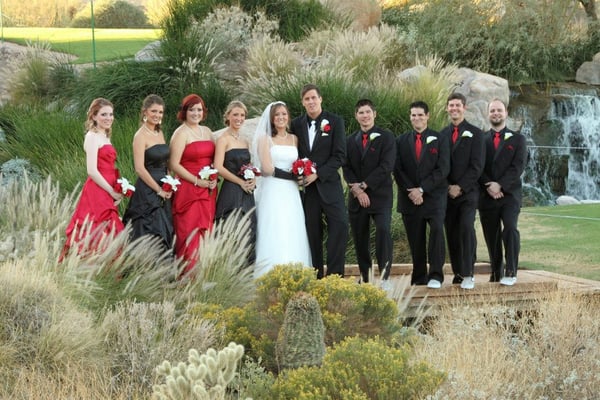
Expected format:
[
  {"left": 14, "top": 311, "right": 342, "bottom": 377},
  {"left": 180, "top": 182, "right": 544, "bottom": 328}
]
[{"left": 157, "top": 190, "right": 163, "bottom": 196}]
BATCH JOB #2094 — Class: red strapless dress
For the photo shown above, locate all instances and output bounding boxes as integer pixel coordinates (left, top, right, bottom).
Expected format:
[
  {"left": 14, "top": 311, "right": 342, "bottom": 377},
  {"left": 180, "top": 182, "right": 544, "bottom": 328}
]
[
  {"left": 171, "top": 140, "right": 217, "bottom": 275},
  {"left": 62, "top": 144, "right": 124, "bottom": 259}
]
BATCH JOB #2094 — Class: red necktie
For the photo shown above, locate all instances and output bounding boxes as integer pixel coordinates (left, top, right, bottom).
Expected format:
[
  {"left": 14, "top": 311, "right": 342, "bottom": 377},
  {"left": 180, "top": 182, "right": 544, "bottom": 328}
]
[
  {"left": 362, "top": 133, "right": 368, "bottom": 149},
  {"left": 415, "top": 133, "right": 422, "bottom": 161},
  {"left": 452, "top": 126, "right": 459, "bottom": 144},
  {"left": 493, "top": 132, "right": 501, "bottom": 150}
]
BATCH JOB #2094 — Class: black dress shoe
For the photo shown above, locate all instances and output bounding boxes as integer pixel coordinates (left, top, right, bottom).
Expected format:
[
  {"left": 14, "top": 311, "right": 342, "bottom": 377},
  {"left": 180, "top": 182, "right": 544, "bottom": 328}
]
[
  {"left": 489, "top": 275, "right": 501, "bottom": 282},
  {"left": 452, "top": 275, "right": 463, "bottom": 284}
]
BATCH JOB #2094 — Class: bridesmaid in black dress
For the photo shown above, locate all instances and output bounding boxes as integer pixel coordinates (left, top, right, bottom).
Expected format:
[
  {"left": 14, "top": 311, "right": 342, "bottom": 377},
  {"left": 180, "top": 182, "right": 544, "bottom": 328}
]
[
  {"left": 214, "top": 100, "right": 257, "bottom": 264},
  {"left": 122, "top": 94, "right": 174, "bottom": 251}
]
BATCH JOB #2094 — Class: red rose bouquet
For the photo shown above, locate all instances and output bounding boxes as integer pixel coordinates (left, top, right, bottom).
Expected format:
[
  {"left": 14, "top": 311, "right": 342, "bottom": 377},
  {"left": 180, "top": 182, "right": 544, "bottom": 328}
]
[
  {"left": 291, "top": 158, "right": 316, "bottom": 191},
  {"left": 239, "top": 164, "right": 261, "bottom": 180},
  {"left": 160, "top": 174, "right": 181, "bottom": 192},
  {"left": 114, "top": 177, "right": 135, "bottom": 198}
]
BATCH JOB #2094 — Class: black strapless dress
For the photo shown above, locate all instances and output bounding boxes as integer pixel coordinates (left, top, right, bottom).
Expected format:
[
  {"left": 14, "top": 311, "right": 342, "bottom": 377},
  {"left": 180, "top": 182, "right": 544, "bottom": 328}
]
[
  {"left": 122, "top": 144, "right": 174, "bottom": 251},
  {"left": 215, "top": 148, "right": 256, "bottom": 263}
]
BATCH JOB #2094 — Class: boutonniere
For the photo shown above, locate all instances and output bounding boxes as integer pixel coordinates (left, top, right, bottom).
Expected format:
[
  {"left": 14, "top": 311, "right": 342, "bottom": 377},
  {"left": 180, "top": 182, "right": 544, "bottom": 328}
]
[
  {"left": 429, "top": 148, "right": 438, "bottom": 154},
  {"left": 320, "top": 119, "right": 331, "bottom": 135},
  {"left": 369, "top": 132, "right": 381, "bottom": 141},
  {"left": 461, "top": 131, "right": 473, "bottom": 138},
  {"left": 504, "top": 132, "right": 513, "bottom": 140},
  {"left": 426, "top": 136, "right": 437, "bottom": 144}
]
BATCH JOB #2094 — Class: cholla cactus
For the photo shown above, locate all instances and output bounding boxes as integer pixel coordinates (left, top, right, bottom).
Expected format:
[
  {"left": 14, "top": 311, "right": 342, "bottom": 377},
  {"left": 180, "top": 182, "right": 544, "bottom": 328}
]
[
  {"left": 276, "top": 291, "right": 326, "bottom": 371},
  {"left": 153, "top": 342, "right": 248, "bottom": 400}
]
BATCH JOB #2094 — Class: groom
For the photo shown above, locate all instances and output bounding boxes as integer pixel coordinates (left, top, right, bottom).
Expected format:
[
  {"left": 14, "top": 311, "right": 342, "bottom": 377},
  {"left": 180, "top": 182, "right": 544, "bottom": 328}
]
[{"left": 291, "top": 83, "right": 348, "bottom": 278}]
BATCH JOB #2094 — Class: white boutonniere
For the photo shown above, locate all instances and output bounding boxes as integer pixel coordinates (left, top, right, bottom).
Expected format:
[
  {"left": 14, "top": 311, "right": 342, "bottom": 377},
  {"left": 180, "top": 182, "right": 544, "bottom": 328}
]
[
  {"left": 461, "top": 131, "right": 473, "bottom": 138},
  {"left": 426, "top": 136, "right": 437, "bottom": 144},
  {"left": 369, "top": 132, "right": 381, "bottom": 141},
  {"left": 504, "top": 132, "right": 513, "bottom": 140},
  {"left": 320, "top": 119, "right": 331, "bottom": 136}
]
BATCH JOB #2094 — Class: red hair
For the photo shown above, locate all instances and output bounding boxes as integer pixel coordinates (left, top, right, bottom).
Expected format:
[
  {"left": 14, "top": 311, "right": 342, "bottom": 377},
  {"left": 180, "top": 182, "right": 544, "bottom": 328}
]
[{"left": 177, "top": 94, "right": 207, "bottom": 122}]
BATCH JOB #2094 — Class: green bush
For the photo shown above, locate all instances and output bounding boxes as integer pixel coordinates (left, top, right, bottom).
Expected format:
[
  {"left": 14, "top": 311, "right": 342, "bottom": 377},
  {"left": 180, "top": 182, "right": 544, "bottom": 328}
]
[
  {"left": 270, "top": 335, "right": 445, "bottom": 399},
  {"left": 72, "top": 0, "right": 149, "bottom": 28},
  {"left": 203, "top": 265, "right": 400, "bottom": 372},
  {"left": 387, "top": 0, "right": 595, "bottom": 83}
]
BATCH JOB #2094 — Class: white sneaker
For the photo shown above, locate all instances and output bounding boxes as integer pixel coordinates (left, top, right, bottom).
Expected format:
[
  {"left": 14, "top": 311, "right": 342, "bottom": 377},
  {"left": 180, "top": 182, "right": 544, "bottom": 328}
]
[
  {"left": 460, "top": 276, "right": 475, "bottom": 290},
  {"left": 427, "top": 279, "right": 442, "bottom": 289},
  {"left": 500, "top": 277, "right": 517, "bottom": 286}
]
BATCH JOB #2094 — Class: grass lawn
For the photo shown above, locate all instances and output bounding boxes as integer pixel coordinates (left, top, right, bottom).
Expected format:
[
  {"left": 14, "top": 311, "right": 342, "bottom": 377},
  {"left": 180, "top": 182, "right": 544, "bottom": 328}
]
[
  {"left": 1, "top": 27, "right": 160, "bottom": 63},
  {"left": 476, "top": 203, "right": 600, "bottom": 281}
]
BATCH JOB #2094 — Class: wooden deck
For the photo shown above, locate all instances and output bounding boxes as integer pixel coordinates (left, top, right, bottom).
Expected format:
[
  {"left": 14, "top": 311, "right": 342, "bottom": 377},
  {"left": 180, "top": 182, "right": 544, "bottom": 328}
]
[{"left": 344, "top": 263, "right": 600, "bottom": 314}]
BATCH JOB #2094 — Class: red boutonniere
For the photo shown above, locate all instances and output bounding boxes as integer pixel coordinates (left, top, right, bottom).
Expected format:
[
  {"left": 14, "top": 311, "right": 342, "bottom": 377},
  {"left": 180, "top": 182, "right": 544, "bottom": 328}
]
[
  {"left": 115, "top": 177, "right": 135, "bottom": 198},
  {"left": 292, "top": 158, "right": 316, "bottom": 191},
  {"left": 429, "top": 148, "right": 438, "bottom": 155},
  {"left": 320, "top": 119, "right": 331, "bottom": 134},
  {"left": 239, "top": 164, "right": 261, "bottom": 180}
]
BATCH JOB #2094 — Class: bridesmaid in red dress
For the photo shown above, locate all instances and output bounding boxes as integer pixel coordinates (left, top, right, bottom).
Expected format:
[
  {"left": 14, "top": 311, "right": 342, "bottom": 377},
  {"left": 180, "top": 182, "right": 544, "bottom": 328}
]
[
  {"left": 169, "top": 94, "right": 218, "bottom": 276},
  {"left": 61, "top": 98, "right": 125, "bottom": 259}
]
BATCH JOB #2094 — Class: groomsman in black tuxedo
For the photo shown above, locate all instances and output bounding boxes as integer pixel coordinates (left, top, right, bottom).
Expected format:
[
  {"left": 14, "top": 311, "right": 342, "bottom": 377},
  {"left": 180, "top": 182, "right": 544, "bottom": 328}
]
[
  {"left": 393, "top": 101, "right": 450, "bottom": 288},
  {"left": 440, "top": 93, "right": 484, "bottom": 290},
  {"left": 479, "top": 99, "right": 527, "bottom": 286},
  {"left": 291, "top": 83, "right": 348, "bottom": 278},
  {"left": 343, "top": 99, "right": 396, "bottom": 286}
]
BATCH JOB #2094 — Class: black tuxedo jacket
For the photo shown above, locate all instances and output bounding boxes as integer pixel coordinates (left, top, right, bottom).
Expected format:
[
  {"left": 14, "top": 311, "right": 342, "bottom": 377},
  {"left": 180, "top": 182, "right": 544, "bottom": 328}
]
[
  {"left": 291, "top": 110, "right": 346, "bottom": 201},
  {"left": 393, "top": 128, "right": 450, "bottom": 215},
  {"left": 343, "top": 125, "right": 395, "bottom": 212},
  {"left": 479, "top": 128, "right": 528, "bottom": 207},
  {"left": 440, "top": 120, "right": 484, "bottom": 201}
]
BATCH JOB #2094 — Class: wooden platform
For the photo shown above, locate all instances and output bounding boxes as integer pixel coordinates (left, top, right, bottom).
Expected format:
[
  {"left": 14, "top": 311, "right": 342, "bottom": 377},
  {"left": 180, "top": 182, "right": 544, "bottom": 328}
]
[{"left": 344, "top": 263, "right": 600, "bottom": 315}]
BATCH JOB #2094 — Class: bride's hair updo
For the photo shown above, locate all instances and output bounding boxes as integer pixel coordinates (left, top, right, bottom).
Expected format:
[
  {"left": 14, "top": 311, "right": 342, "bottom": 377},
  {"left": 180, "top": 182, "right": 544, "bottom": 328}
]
[
  {"left": 177, "top": 94, "right": 207, "bottom": 122},
  {"left": 269, "top": 101, "right": 290, "bottom": 137}
]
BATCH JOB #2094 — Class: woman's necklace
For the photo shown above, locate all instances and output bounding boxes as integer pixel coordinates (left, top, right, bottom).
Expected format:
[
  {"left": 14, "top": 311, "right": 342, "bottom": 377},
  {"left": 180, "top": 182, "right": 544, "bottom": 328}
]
[
  {"left": 230, "top": 130, "right": 240, "bottom": 140},
  {"left": 275, "top": 131, "right": 288, "bottom": 139},
  {"left": 185, "top": 123, "right": 203, "bottom": 138},
  {"left": 143, "top": 124, "right": 159, "bottom": 136}
]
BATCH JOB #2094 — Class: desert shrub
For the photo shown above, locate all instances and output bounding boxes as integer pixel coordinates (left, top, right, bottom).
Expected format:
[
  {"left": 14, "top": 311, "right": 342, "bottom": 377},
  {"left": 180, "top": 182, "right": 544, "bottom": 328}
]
[
  {"left": 0, "top": 260, "right": 107, "bottom": 387},
  {"left": 389, "top": 0, "right": 594, "bottom": 83},
  {"left": 204, "top": 265, "right": 400, "bottom": 372},
  {"left": 418, "top": 292, "right": 600, "bottom": 399},
  {"left": 72, "top": 0, "right": 149, "bottom": 28},
  {"left": 270, "top": 335, "right": 445, "bottom": 399},
  {"left": 100, "top": 301, "right": 219, "bottom": 397},
  {"left": 161, "top": 0, "right": 331, "bottom": 45}
]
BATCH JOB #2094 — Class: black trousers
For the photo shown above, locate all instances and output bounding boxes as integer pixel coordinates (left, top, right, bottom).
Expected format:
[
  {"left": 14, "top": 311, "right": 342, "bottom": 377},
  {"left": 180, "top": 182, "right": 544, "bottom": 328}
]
[
  {"left": 445, "top": 196, "right": 477, "bottom": 278},
  {"left": 349, "top": 207, "right": 392, "bottom": 282},
  {"left": 303, "top": 184, "right": 349, "bottom": 278},
  {"left": 479, "top": 198, "right": 521, "bottom": 281},
  {"left": 402, "top": 209, "right": 446, "bottom": 285}
]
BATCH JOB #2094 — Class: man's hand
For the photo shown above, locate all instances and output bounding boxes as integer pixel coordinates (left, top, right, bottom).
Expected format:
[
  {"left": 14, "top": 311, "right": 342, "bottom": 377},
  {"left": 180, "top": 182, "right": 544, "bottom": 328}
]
[
  {"left": 407, "top": 187, "right": 423, "bottom": 205},
  {"left": 448, "top": 184, "right": 462, "bottom": 199},
  {"left": 485, "top": 181, "right": 504, "bottom": 199}
]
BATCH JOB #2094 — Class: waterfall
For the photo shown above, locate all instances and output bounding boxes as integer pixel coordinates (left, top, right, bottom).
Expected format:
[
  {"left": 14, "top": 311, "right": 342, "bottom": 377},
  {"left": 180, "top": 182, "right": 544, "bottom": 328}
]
[
  {"left": 549, "top": 95, "right": 600, "bottom": 200},
  {"left": 512, "top": 90, "right": 600, "bottom": 203}
]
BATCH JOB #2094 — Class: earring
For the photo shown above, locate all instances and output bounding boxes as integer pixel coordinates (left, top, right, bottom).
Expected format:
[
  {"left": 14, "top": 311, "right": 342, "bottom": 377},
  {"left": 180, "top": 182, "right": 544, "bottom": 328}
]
[{"left": 143, "top": 116, "right": 148, "bottom": 123}]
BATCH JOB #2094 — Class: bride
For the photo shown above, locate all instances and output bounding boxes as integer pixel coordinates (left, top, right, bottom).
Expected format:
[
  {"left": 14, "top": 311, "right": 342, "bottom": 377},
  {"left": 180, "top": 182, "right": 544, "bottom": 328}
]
[{"left": 252, "top": 101, "right": 312, "bottom": 278}]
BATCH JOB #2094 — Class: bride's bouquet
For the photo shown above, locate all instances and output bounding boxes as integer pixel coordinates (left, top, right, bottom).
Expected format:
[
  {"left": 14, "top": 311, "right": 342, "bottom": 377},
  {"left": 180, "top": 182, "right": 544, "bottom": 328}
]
[
  {"left": 114, "top": 177, "right": 135, "bottom": 198},
  {"left": 239, "top": 164, "right": 261, "bottom": 180},
  {"left": 291, "top": 158, "right": 316, "bottom": 191}
]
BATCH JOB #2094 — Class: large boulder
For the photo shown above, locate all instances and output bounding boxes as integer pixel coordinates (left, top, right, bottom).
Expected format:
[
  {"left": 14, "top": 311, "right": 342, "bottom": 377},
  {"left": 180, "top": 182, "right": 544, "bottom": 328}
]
[{"left": 575, "top": 52, "right": 600, "bottom": 85}]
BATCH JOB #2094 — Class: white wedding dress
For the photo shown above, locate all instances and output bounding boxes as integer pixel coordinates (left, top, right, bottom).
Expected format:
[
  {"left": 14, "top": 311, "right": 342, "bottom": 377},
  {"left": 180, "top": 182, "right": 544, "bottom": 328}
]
[{"left": 254, "top": 145, "right": 312, "bottom": 278}]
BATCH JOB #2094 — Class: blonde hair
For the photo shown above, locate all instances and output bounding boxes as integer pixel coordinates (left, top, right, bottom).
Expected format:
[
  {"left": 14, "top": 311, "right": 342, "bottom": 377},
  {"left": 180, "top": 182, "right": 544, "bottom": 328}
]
[{"left": 223, "top": 100, "right": 247, "bottom": 126}]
